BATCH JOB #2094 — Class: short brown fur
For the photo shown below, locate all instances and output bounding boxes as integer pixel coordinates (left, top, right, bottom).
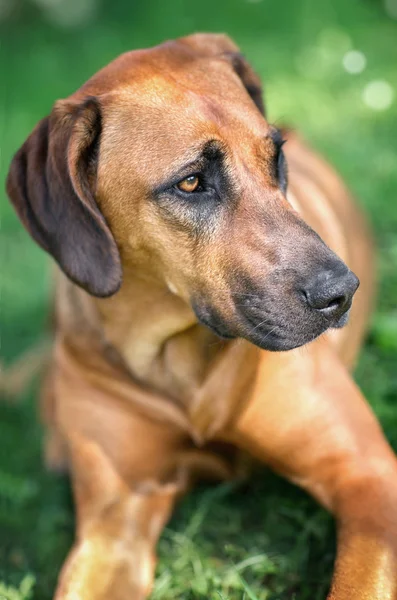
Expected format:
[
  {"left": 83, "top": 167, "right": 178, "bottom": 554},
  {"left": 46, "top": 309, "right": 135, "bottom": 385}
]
[{"left": 6, "top": 33, "right": 397, "bottom": 599}]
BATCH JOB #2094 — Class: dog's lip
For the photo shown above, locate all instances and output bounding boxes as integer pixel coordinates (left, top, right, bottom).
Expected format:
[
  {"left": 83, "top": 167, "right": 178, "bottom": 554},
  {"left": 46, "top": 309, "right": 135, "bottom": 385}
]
[
  {"left": 194, "top": 296, "right": 351, "bottom": 350},
  {"left": 237, "top": 307, "right": 299, "bottom": 349},
  {"left": 237, "top": 305, "right": 331, "bottom": 351},
  {"left": 240, "top": 317, "right": 320, "bottom": 351},
  {"left": 240, "top": 297, "right": 351, "bottom": 333},
  {"left": 331, "top": 308, "right": 351, "bottom": 329},
  {"left": 240, "top": 309, "right": 281, "bottom": 338}
]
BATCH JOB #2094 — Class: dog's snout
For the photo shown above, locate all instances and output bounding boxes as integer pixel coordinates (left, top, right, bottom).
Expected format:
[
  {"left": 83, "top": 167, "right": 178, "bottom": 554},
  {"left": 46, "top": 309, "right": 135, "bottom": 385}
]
[{"left": 300, "top": 265, "right": 359, "bottom": 319}]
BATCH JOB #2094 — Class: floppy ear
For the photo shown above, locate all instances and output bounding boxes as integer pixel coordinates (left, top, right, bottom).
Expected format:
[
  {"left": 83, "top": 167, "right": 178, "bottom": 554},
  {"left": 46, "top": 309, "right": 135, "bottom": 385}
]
[
  {"left": 6, "top": 97, "right": 122, "bottom": 297},
  {"left": 226, "top": 52, "right": 265, "bottom": 116},
  {"left": 181, "top": 33, "right": 265, "bottom": 116}
]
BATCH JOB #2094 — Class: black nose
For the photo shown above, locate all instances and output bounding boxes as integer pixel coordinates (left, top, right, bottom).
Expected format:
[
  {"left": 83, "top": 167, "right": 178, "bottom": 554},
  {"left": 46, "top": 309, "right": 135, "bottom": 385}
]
[{"left": 301, "top": 265, "right": 359, "bottom": 319}]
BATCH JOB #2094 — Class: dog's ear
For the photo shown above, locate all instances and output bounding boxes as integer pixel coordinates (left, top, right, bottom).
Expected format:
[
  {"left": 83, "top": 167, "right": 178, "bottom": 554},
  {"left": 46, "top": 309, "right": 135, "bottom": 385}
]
[
  {"left": 226, "top": 52, "right": 265, "bottom": 116},
  {"left": 6, "top": 97, "right": 122, "bottom": 297},
  {"left": 181, "top": 33, "right": 265, "bottom": 116}
]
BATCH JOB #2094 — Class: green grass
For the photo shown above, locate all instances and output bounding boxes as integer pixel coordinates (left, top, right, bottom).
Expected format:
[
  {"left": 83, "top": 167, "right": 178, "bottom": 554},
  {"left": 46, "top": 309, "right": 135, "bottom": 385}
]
[{"left": 1, "top": 0, "right": 397, "bottom": 598}]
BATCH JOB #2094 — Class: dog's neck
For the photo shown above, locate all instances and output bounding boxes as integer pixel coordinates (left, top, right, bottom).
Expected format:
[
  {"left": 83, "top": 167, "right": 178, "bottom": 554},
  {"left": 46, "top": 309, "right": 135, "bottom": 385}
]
[
  {"left": 58, "top": 270, "right": 258, "bottom": 438},
  {"left": 91, "top": 274, "right": 225, "bottom": 401}
]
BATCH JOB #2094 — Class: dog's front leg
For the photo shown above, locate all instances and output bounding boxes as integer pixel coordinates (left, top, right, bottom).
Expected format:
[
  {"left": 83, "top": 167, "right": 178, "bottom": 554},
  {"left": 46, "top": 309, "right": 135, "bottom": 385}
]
[
  {"left": 224, "top": 338, "right": 397, "bottom": 599},
  {"left": 54, "top": 434, "right": 178, "bottom": 600}
]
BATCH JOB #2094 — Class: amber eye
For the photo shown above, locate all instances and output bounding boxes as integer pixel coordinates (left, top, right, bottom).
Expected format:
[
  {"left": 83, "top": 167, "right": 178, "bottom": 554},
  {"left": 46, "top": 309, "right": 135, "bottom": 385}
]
[{"left": 176, "top": 175, "right": 200, "bottom": 193}]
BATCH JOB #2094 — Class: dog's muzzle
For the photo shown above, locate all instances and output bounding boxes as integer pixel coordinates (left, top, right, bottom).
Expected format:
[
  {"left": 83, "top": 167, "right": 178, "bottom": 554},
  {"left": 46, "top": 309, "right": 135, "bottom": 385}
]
[{"left": 194, "top": 258, "right": 359, "bottom": 352}]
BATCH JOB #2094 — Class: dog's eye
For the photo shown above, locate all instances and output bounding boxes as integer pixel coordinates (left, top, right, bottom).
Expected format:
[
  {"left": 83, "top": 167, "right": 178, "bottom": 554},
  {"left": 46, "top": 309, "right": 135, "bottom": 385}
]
[{"left": 176, "top": 175, "right": 200, "bottom": 193}]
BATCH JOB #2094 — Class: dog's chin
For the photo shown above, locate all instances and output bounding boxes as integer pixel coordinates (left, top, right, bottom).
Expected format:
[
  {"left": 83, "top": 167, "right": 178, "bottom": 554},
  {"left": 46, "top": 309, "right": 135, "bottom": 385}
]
[
  {"left": 238, "top": 318, "right": 327, "bottom": 351},
  {"left": 193, "top": 301, "right": 351, "bottom": 352},
  {"left": 197, "top": 314, "right": 324, "bottom": 351},
  {"left": 239, "top": 308, "right": 352, "bottom": 351},
  {"left": 241, "top": 328, "right": 316, "bottom": 351}
]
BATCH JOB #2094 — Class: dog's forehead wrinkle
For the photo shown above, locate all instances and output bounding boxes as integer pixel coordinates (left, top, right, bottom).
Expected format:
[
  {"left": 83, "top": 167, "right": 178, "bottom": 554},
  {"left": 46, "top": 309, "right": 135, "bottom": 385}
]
[
  {"left": 99, "top": 82, "right": 269, "bottom": 189},
  {"left": 94, "top": 57, "right": 266, "bottom": 133}
]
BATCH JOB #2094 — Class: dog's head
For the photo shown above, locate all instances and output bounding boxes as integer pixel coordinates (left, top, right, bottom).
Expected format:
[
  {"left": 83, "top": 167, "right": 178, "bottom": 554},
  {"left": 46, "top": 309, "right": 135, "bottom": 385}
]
[{"left": 7, "top": 33, "right": 359, "bottom": 351}]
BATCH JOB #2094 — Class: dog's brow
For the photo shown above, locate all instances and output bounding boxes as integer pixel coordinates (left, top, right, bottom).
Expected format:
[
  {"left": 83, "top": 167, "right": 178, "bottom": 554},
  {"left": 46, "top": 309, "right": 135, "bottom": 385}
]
[
  {"left": 177, "top": 139, "right": 224, "bottom": 172},
  {"left": 155, "top": 139, "right": 224, "bottom": 192}
]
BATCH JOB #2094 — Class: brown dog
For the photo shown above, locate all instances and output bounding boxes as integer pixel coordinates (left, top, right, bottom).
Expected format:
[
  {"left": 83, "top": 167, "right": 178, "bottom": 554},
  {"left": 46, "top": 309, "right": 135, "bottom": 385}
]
[{"left": 6, "top": 33, "right": 397, "bottom": 600}]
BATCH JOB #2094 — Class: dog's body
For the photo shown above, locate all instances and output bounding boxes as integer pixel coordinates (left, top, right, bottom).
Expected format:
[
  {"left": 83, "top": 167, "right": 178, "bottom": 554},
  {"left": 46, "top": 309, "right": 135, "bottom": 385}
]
[{"left": 6, "top": 34, "right": 397, "bottom": 600}]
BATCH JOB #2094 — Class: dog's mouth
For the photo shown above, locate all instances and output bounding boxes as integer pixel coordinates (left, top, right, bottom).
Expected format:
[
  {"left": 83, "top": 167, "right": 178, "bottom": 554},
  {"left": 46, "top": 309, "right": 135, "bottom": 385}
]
[
  {"left": 237, "top": 303, "right": 351, "bottom": 351},
  {"left": 195, "top": 304, "right": 352, "bottom": 351},
  {"left": 193, "top": 288, "right": 353, "bottom": 352},
  {"left": 193, "top": 257, "right": 358, "bottom": 351}
]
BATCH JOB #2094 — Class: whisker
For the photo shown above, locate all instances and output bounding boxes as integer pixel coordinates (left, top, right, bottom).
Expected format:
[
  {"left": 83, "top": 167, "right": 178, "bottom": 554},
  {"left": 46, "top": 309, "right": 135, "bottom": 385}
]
[
  {"left": 260, "top": 325, "right": 279, "bottom": 341},
  {"left": 250, "top": 316, "right": 276, "bottom": 333}
]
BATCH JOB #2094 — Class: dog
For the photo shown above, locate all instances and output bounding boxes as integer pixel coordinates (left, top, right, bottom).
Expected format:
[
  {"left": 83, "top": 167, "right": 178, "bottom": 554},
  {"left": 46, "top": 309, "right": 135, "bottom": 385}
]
[{"left": 6, "top": 33, "right": 397, "bottom": 600}]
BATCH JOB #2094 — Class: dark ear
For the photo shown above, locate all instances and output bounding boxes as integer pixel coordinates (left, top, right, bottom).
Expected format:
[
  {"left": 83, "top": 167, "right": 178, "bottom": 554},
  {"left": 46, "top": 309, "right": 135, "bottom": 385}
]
[
  {"left": 180, "top": 33, "right": 265, "bottom": 116},
  {"left": 6, "top": 97, "right": 122, "bottom": 297},
  {"left": 226, "top": 52, "right": 265, "bottom": 116}
]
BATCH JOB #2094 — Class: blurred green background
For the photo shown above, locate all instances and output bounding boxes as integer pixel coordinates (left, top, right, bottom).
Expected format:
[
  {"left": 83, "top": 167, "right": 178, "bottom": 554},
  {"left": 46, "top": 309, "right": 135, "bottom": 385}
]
[{"left": 0, "top": 0, "right": 397, "bottom": 598}]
